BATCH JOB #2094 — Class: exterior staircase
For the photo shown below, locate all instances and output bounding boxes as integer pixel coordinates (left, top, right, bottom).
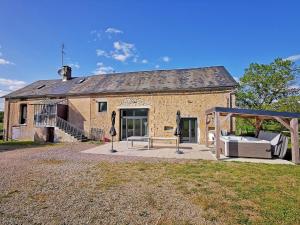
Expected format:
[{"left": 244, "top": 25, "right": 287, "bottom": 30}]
[{"left": 55, "top": 116, "right": 88, "bottom": 142}]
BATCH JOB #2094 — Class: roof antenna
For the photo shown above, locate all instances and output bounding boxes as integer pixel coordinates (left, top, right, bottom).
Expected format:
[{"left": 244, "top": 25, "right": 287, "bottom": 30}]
[{"left": 61, "top": 43, "right": 65, "bottom": 67}]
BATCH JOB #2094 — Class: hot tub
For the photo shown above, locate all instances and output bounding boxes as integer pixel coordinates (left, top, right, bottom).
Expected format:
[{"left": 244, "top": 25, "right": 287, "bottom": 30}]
[{"left": 220, "top": 136, "right": 272, "bottom": 159}]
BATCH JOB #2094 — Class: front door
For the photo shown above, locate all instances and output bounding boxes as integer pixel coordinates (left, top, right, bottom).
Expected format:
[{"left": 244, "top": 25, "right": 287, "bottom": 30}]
[
  {"left": 47, "top": 127, "right": 54, "bottom": 143},
  {"left": 181, "top": 118, "right": 197, "bottom": 143},
  {"left": 120, "top": 109, "right": 148, "bottom": 140}
]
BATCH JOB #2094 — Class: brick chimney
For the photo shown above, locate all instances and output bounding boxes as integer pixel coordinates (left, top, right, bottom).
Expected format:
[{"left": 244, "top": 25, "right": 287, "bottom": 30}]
[{"left": 59, "top": 66, "right": 72, "bottom": 81}]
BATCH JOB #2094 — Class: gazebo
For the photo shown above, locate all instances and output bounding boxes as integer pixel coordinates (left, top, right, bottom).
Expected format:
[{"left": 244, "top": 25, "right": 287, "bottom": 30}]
[{"left": 205, "top": 107, "right": 300, "bottom": 164}]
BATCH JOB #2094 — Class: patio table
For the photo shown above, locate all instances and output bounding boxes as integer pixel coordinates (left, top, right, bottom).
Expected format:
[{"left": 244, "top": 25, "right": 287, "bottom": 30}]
[{"left": 127, "top": 136, "right": 150, "bottom": 150}]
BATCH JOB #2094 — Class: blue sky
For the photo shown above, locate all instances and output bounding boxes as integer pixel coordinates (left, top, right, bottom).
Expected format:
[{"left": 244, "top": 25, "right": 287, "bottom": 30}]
[{"left": 0, "top": 0, "right": 300, "bottom": 106}]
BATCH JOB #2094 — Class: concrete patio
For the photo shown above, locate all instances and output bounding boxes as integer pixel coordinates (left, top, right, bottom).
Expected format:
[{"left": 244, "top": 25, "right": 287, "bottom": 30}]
[
  {"left": 81, "top": 141, "right": 294, "bottom": 164},
  {"left": 82, "top": 141, "right": 215, "bottom": 160}
]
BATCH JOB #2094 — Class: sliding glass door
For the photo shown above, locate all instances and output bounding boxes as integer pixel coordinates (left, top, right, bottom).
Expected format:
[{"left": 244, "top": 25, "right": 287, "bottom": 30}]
[{"left": 121, "top": 109, "right": 148, "bottom": 140}]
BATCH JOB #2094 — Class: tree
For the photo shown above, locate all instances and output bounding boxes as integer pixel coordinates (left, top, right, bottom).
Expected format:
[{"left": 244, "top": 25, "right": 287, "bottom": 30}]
[
  {"left": 236, "top": 58, "right": 300, "bottom": 134},
  {"left": 0, "top": 111, "right": 3, "bottom": 123},
  {"left": 271, "top": 95, "right": 300, "bottom": 113},
  {"left": 236, "top": 58, "right": 299, "bottom": 111}
]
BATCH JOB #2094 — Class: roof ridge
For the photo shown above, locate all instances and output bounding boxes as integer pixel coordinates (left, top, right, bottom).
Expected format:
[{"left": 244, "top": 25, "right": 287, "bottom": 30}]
[
  {"left": 85, "top": 65, "right": 226, "bottom": 79},
  {"left": 28, "top": 66, "right": 228, "bottom": 83}
]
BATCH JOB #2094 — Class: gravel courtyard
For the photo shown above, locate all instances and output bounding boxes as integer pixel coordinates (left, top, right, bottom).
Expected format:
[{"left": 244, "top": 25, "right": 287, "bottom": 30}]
[
  {"left": 0, "top": 143, "right": 210, "bottom": 225},
  {"left": 1, "top": 143, "right": 299, "bottom": 225}
]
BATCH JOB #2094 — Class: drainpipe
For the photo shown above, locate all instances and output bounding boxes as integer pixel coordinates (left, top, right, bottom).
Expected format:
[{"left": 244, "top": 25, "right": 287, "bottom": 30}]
[
  {"left": 5, "top": 97, "right": 11, "bottom": 141},
  {"left": 229, "top": 90, "right": 236, "bottom": 133}
]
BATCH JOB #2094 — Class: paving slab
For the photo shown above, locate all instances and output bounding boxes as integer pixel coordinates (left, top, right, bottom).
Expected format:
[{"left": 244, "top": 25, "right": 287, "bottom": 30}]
[
  {"left": 82, "top": 141, "right": 294, "bottom": 164},
  {"left": 82, "top": 141, "right": 215, "bottom": 160}
]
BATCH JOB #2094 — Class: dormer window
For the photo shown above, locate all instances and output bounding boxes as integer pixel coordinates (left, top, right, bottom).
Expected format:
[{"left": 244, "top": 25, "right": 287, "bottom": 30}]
[
  {"left": 76, "top": 78, "right": 86, "bottom": 84},
  {"left": 37, "top": 84, "right": 45, "bottom": 89}
]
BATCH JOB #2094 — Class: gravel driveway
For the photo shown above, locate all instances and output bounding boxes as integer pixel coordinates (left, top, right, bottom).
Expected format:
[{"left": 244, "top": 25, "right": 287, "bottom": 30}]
[{"left": 0, "top": 143, "right": 210, "bottom": 225}]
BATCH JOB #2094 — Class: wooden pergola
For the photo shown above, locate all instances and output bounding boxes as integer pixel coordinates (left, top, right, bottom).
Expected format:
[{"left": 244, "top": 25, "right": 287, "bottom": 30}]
[{"left": 205, "top": 107, "right": 300, "bottom": 164}]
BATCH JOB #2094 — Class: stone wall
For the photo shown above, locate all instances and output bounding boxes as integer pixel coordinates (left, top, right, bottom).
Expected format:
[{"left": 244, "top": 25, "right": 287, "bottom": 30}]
[
  {"left": 4, "top": 90, "right": 234, "bottom": 144},
  {"left": 54, "top": 127, "right": 78, "bottom": 143},
  {"left": 3, "top": 99, "right": 35, "bottom": 140},
  {"left": 67, "top": 90, "right": 233, "bottom": 144}
]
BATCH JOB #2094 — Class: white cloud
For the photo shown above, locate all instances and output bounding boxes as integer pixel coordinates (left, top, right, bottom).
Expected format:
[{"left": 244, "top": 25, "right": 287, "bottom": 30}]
[
  {"left": 111, "top": 41, "right": 136, "bottom": 62},
  {"left": 91, "top": 27, "right": 123, "bottom": 42},
  {"left": 90, "top": 30, "right": 102, "bottom": 41},
  {"left": 284, "top": 54, "right": 300, "bottom": 62},
  {"left": 0, "top": 58, "right": 14, "bottom": 65},
  {"left": 0, "top": 78, "right": 26, "bottom": 91},
  {"left": 155, "top": 65, "right": 160, "bottom": 69},
  {"left": 68, "top": 63, "right": 80, "bottom": 69},
  {"left": 105, "top": 27, "right": 123, "bottom": 34},
  {"left": 96, "top": 41, "right": 136, "bottom": 62},
  {"left": 289, "top": 84, "right": 300, "bottom": 89},
  {"left": 0, "top": 77, "right": 27, "bottom": 111},
  {"left": 94, "top": 62, "right": 115, "bottom": 75},
  {"left": 233, "top": 76, "right": 240, "bottom": 82},
  {"left": 0, "top": 45, "right": 14, "bottom": 65},
  {"left": 96, "top": 49, "right": 109, "bottom": 57},
  {"left": 162, "top": 56, "right": 171, "bottom": 62},
  {"left": 141, "top": 59, "right": 148, "bottom": 64}
]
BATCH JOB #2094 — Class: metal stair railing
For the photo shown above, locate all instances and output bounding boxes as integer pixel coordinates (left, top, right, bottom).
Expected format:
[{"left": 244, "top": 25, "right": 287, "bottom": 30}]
[{"left": 55, "top": 116, "right": 87, "bottom": 140}]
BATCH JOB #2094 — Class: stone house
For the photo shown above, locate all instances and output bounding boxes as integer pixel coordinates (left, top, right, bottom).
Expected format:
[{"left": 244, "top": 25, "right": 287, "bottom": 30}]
[{"left": 3, "top": 66, "right": 237, "bottom": 143}]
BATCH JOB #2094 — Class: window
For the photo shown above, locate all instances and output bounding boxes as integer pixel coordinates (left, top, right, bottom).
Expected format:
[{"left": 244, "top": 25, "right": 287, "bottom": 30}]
[
  {"left": 76, "top": 78, "right": 86, "bottom": 84},
  {"left": 37, "top": 84, "right": 45, "bottom": 89},
  {"left": 98, "top": 102, "right": 107, "bottom": 112},
  {"left": 20, "top": 104, "right": 27, "bottom": 124}
]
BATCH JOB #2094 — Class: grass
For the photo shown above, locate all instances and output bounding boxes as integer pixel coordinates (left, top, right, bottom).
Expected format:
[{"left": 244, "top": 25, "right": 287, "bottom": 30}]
[
  {"left": 0, "top": 140, "right": 53, "bottom": 150},
  {"left": 0, "top": 140, "right": 40, "bottom": 146},
  {"left": 94, "top": 161, "right": 300, "bottom": 225}
]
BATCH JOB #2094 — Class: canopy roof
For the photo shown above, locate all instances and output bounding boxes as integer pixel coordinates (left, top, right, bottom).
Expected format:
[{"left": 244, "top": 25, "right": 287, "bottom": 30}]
[{"left": 205, "top": 107, "right": 300, "bottom": 119}]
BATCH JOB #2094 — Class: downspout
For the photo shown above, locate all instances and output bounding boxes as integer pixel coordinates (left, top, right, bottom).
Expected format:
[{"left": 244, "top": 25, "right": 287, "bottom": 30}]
[
  {"left": 229, "top": 90, "right": 236, "bottom": 133},
  {"left": 89, "top": 96, "right": 92, "bottom": 139},
  {"left": 5, "top": 97, "right": 10, "bottom": 141}
]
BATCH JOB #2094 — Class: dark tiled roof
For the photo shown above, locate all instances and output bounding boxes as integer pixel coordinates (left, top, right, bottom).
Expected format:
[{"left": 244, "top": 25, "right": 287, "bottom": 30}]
[{"left": 4, "top": 66, "right": 237, "bottom": 99}]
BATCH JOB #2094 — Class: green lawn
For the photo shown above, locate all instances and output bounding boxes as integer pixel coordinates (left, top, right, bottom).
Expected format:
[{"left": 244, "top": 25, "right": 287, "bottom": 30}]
[
  {"left": 0, "top": 140, "right": 49, "bottom": 149},
  {"left": 98, "top": 161, "right": 300, "bottom": 225},
  {"left": 0, "top": 140, "right": 37, "bottom": 145}
]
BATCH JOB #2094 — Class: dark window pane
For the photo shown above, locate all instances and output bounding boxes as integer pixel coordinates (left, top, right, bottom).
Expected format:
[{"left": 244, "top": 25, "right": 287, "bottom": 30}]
[
  {"left": 127, "top": 119, "right": 133, "bottom": 137},
  {"left": 20, "top": 104, "right": 27, "bottom": 124},
  {"left": 127, "top": 109, "right": 134, "bottom": 116},
  {"left": 134, "top": 109, "right": 148, "bottom": 116},
  {"left": 134, "top": 119, "right": 141, "bottom": 136},
  {"left": 121, "top": 118, "right": 127, "bottom": 139},
  {"left": 98, "top": 102, "right": 107, "bottom": 112}
]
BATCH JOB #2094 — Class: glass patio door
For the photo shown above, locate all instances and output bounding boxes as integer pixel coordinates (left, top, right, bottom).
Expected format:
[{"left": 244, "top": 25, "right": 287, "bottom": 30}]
[
  {"left": 121, "top": 109, "right": 148, "bottom": 140},
  {"left": 181, "top": 118, "right": 197, "bottom": 143}
]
